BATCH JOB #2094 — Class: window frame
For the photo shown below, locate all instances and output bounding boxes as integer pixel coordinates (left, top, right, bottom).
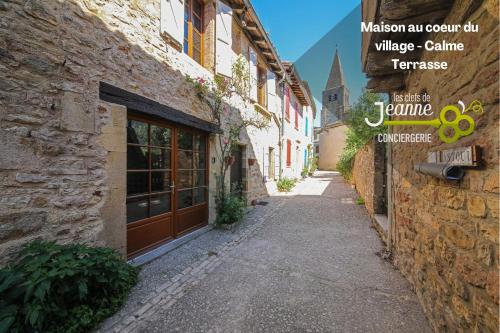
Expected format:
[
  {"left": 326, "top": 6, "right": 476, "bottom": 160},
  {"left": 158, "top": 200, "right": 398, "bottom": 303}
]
[
  {"left": 257, "top": 66, "right": 267, "bottom": 108},
  {"left": 184, "top": 0, "right": 204, "bottom": 65}
]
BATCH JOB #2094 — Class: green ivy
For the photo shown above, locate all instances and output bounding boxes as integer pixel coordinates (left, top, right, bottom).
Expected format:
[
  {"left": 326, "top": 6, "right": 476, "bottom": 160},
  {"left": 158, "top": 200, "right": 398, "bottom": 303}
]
[{"left": 0, "top": 241, "right": 139, "bottom": 333}]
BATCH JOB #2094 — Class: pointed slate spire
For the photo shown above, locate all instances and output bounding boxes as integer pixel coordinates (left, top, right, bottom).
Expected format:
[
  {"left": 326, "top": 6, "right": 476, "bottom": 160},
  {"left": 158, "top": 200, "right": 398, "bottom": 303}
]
[{"left": 325, "top": 48, "right": 345, "bottom": 90}]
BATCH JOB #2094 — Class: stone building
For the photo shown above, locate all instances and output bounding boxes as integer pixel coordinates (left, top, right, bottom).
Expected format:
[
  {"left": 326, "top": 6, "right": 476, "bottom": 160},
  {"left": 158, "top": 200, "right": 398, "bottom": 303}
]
[
  {"left": 318, "top": 49, "right": 349, "bottom": 170},
  {"left": 360, "top": 0, "right": 499, "bottom": 331},
  {"left": 0, "top": 0, "right": 315, "bottom": 263}
]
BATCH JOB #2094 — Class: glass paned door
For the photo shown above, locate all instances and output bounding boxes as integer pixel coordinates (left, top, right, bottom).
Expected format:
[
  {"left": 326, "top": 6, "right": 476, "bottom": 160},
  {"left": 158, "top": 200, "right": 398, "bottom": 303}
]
[
  {"left": 175, "top": 129, "right": 208, "bottom": 235},
  {"left": 126, "top": 117, "right": 174, "bottom": 257},
  {"left": 126, "top": 116, "right": 209, "bottom": 257}
]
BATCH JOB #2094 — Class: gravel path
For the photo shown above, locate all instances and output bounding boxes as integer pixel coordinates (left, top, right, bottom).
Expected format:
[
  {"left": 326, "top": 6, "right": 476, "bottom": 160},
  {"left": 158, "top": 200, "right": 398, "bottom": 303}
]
[{"left": 99, "top": 171, "right": 431, "bottom": 333}]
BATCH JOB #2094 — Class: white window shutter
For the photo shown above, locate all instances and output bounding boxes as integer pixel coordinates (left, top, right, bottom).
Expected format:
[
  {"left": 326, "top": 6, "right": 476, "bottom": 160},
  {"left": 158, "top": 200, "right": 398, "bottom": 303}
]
[
  {"left": 160, "top": 0, "right": 185, "bottom": 47},
  {"left": 216, "top": 1, "right": 233, "bottom": 77},
  {"left": 249, "top": 47, "right": 258, "bottom": 101},
  {"left": 267, "top": 71, "right": 276, "bottom": 112}
]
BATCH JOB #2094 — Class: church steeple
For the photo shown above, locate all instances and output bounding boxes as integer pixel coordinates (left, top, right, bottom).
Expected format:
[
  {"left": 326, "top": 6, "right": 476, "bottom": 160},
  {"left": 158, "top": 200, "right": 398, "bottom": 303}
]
[
  {"left": 325, "top": 48, "right": 345, "bottom": 90},
  {"left": 321, "top": 47, "right": 349, "bottom": 126}
]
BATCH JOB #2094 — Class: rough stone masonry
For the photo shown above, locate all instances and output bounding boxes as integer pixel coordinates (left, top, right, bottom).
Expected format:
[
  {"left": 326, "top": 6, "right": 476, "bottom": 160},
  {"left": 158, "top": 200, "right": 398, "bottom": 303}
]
[
  {"left": 374, "top": 1, "right": 498, "bottom": 332},
  {"left": 0, "top": 0, "right": 271, "bottom": 263}
]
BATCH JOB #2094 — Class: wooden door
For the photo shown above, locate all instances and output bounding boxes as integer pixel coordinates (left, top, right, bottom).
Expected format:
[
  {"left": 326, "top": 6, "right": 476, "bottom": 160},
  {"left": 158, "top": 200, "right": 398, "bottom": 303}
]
[{"left": 126, "top": 116, "right": 208, "bottom": 258}]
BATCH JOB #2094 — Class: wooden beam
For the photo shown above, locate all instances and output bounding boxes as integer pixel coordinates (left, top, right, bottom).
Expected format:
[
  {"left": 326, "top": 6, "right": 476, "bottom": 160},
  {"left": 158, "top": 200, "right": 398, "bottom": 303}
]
[
  {"left": 99, "top": 82, "right": 221, "bottom": 133},
  {"left": 380, "top": 0, "right": 453, "bottom": 20},
  {"left": 366, "top": 74, "right": 405, "bottom": 93},
  {"left": 364, "top": 50, "right": 422, "bottom": 76},
  {"left": 244, "top": 23, "right": 258, "bottom": 31},
  {"left": 233, "top": 6, "right": 245, "bottom": 14}
]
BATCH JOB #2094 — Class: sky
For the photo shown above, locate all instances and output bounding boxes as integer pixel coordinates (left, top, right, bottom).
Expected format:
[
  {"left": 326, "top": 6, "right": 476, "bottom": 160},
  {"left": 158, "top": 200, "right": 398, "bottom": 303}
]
[{"left": 252, "top": 0, "right": 366, "bottom": 126}]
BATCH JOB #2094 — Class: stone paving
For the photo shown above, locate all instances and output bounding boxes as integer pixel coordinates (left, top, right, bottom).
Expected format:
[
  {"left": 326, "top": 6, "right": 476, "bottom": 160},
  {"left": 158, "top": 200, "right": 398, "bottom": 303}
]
[{"left": 98, "top": 171, "right": 431, "bottom": 333}]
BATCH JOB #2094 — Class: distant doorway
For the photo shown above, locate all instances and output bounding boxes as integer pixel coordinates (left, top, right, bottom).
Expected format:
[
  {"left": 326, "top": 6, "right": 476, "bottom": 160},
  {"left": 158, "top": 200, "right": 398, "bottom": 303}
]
[
  {"left": 296, "top": 146, "right": 300, "bottom": 176},
  {"left": 230, "top": 145, "right": 243, "bottom": 195},
  {"left": 268, "top": 147, "right": 275, "bottom": 180}
]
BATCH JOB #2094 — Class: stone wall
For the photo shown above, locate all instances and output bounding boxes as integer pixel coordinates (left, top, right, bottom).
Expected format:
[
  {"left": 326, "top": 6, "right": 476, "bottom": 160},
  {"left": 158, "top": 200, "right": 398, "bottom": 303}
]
[
  {"left": 0, "top": 0, "right": 274, "bottom": 263},
  {"left": 389, "top": 1, "right": 499, "bottom": 332},
  {"left": 352, "top": 139, "right": 386, "bottom": 216}
]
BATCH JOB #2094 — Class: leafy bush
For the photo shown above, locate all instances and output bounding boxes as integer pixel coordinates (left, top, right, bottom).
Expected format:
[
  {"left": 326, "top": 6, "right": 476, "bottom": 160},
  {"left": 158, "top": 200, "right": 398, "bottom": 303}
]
[
  {"left": 0, "top": 241, "right": 139, "bottom": 333},
  {"left": 216, "top": 193, "right": 246, "bottom": 225},
  {"left": 301, "top": 167, "right": 309, "bottom": 178},
  {"left": 337, "top": 90, "right": 387, "bottom": 180},
  {"left": 336, "top": 128, "right": 366, "bottom": 180},
  {"left": 277, "top": 178, "right": 296, "bottom": 192}
]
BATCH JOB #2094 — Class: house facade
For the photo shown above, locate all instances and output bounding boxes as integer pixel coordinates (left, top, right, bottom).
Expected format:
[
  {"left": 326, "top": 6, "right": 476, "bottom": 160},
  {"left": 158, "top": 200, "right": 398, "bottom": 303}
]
[
  {"left": 281, "top": 63, "right": 316, "bottom": 179},
  {"left": 0, "top": 0, "right": 315, "bottom": 263}
]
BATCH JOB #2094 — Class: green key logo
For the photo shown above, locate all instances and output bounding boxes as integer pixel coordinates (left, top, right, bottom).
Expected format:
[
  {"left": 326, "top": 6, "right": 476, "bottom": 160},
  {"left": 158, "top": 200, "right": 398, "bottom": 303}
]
[{"left": 380, "top": 100, "right": 483, "bottom": 144}]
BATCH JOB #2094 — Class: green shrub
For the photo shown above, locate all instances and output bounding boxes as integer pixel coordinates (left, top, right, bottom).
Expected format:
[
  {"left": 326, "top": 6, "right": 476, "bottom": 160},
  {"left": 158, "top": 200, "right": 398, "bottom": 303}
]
[
  {"left": 337, "top": 90, "right": 387, "bottom": 180},
  {"left": 301, "top": 167, "right": 309, "bottom": 178},
  {"left": 336, "top": 128, "right": 365, "bottom": 180},
  {"left": 309, "top": 157, "right": 318, "bottom": 175},
  {"left": 355, "top": 196, "right": 365, "bottom": 205},
  {"left": 277, "top": 177, "right": 296, "bottom": 192},
  {"left": 216, "top": 193, "right": 246, "bottom": 225},
  {"left": 0, "top": 241, "right": 139, "bottom": 333}
]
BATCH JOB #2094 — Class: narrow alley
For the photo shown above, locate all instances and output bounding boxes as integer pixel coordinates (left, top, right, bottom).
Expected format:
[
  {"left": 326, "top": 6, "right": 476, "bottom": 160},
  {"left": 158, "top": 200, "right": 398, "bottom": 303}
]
[{"left": 99, "top": 172, "right": 431, "bottom": 333}]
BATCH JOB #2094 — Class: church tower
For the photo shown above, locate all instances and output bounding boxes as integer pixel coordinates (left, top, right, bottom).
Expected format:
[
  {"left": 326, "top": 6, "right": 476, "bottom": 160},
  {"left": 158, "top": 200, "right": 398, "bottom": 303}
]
[{"left": 322, "top": 49, "right": 349, "bottom": 126}]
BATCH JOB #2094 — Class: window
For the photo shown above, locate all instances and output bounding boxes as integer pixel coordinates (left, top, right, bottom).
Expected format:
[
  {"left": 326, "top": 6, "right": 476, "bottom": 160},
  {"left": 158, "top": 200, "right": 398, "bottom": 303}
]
[
  {"left": 329, "top": 94, "right": 337, "bottom": 102},
  {"left": 126, "top": 119, "right": 173, "bottom": 223},
  {"left": 257, "top": 66, "right": 267, "bottom": 107},
  {"left": 294, "top": 102, "right": 299, "bottom": 129},
  {"left": 305, "top": 117, "right": 309, "bottom": 136},
  {"left": 285, "top": 87, "right": 290, "bottom": 120},
  {"left": 184, "top": 0, "right": 204, "bottom": 65},
  {"left": 286, "top": 139, "right": 291, "bottom": 167}
]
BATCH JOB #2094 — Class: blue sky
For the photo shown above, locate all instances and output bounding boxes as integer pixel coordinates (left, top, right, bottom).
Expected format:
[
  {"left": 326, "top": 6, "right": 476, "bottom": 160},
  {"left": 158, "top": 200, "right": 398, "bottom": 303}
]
[
  {"left": 252, "top": 1, "right": 366, "bottom": 126},
  {"left": 252, "top": 0, "right": 360, "bottom": 62}
]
